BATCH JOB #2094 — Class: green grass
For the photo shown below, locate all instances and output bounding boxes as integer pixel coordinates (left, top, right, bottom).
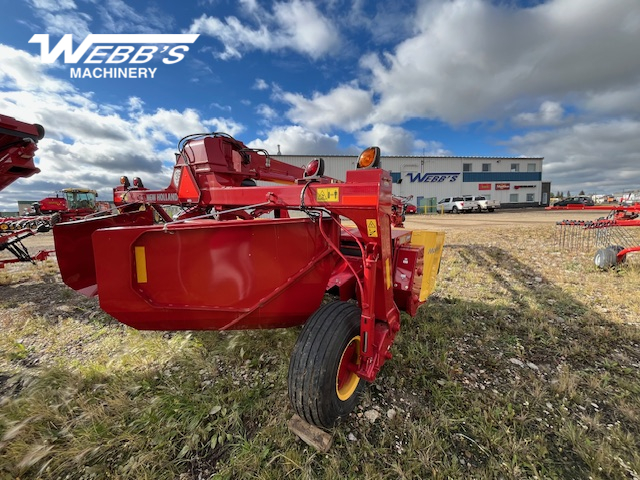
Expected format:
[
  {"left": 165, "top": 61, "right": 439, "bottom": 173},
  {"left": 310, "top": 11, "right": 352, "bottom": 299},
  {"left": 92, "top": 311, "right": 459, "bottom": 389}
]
[{"left": 1, "top": 225, "right": 639, "bottom": 479}]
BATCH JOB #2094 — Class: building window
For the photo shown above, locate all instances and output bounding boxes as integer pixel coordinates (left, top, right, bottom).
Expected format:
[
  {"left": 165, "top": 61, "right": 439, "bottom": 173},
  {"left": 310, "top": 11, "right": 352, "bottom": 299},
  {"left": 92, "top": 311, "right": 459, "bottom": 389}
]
[
  {"left": 482, "top": 163, "right": 491, "bottom": 172},
  {"left": 510, "top": 193, "right": 519, "bottom": 202},
  {"left": 390, "top": 172, "right": 402, "bottom": 184},
  {"left": 511, "top": 163, "right": 520, "bottom": 172},
  {"left": 526, "top": 193, "right": 535, "bottom": 202},
  {"left": 527, "top": 163, "right": 536, "bottom": 172},
  {"left": 463, "top": 163, "right": 472, "bottom": 172}
]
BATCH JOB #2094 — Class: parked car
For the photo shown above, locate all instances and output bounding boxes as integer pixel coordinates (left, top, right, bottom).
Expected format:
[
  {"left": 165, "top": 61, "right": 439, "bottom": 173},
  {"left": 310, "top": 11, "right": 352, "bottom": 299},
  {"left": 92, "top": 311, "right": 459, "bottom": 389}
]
[
  {"left": 437, "top": 196, "right": 478, "bottom": 213},
  {"left": 463, "top": 195, "right": 501, "bottom": 212},
  {"left": 552, "top": 196, "right": 594, "bottom": 207},
  {"left": 405, "top": 203, "right": 417, "bottom": 214}
]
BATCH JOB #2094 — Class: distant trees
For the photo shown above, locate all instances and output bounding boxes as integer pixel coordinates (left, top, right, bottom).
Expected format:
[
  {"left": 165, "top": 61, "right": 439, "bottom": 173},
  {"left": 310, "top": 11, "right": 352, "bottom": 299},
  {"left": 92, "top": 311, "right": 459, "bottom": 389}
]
[{"left": 554, "top": 190, "right": 588, "bottom": 199}]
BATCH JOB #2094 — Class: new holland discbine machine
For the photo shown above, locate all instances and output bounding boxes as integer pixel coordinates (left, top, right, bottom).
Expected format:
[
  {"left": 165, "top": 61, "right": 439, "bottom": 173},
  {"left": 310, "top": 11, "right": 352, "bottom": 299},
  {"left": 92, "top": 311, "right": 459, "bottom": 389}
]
[
  {"left": 0, "top": 114, "right": 53, "bottom": 268},
  {"left": 53, "top": 133, "right": 444, "bottom": 431}
]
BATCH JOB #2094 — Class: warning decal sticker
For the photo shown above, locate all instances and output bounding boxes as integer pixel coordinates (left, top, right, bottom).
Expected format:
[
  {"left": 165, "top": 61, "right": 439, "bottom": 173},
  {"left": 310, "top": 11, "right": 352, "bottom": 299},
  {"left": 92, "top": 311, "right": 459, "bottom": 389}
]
[
  {"left": 316, "top": 187, "right": 339, "bottom": 202},
  {"left": 366, "top": 219, "right": 378, "bottom": 237}
]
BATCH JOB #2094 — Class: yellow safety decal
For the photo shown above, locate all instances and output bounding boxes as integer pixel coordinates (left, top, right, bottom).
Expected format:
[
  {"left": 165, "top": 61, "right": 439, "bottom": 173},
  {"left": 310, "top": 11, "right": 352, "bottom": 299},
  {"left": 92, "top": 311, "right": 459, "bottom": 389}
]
[
  {"left": 366, "top": 219, "right": 378, "bottom": 237},
  {"left": 316, "top": 187, "right": 340, "bottom": 202},
  {"left": 385, "top": 258, "right": 392, "bottom": 289},
  {"left": 135, "top": 246, "right": 148, "bottom": 284}
]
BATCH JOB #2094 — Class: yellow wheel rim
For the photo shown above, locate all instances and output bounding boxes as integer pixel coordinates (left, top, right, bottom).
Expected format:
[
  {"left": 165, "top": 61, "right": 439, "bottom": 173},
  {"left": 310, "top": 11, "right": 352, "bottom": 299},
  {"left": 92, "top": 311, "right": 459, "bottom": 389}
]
[{"left": 336, "top": 335, "right": 361, "bottom": 401}]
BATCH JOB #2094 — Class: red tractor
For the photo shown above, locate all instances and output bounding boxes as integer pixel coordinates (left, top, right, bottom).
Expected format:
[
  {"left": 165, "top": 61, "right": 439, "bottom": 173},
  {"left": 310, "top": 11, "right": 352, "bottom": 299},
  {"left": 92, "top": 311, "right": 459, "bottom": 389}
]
[
  {"left": 53, "top": 133, "right": 445, "bottom": 436},
  {"left": 32, "top": 188, "right": 109, "bottom": 223}
]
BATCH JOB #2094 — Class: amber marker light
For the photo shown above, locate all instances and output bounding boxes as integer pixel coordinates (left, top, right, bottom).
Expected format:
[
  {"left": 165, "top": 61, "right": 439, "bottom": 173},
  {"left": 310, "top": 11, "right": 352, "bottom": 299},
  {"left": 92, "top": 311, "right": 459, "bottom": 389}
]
[{"left": 357, "top": 146, "right": 381, "bottom": 169}]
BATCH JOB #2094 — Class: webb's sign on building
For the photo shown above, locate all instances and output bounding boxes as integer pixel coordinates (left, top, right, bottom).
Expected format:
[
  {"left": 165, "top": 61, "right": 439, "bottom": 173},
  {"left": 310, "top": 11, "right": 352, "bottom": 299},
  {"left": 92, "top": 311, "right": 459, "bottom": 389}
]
[{"left": 405, "top": 173, "right": 460, "bottom": 183}]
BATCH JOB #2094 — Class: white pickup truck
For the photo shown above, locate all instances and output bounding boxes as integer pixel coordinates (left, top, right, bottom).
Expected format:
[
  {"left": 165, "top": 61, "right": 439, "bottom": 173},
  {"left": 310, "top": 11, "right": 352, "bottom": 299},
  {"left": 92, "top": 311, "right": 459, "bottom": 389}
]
[
  {"left": 464, "top": 195, "right": 500, "bottom": 212},
  {"left": 437, "top": 196, "right": 479, "bottom": 213}
]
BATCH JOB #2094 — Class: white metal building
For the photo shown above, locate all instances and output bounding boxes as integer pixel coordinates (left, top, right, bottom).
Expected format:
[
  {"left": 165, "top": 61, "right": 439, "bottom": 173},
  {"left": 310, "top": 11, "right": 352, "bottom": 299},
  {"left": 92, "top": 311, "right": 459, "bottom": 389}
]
[{"left": 274, "top": 154, "right": 545, "bottom": 209}]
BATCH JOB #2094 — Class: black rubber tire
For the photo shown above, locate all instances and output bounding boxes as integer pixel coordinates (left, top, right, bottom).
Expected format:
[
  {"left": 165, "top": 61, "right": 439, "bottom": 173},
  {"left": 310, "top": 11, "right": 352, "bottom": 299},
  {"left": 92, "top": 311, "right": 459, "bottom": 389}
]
[
  {"left": 452, "top": 206, "right": 458, "bottom": 214},
  {"left": 611, "top": 245, "right": 627, "bottom": 264},
  {"left": 288, "top": 301, "right": 365, "bottom": 429},
  {"left": 488, "top": 208, "right": 494, "bottom": 212},
  {"left": 594, "top": 246, "right": 619, "bottom": 269}
]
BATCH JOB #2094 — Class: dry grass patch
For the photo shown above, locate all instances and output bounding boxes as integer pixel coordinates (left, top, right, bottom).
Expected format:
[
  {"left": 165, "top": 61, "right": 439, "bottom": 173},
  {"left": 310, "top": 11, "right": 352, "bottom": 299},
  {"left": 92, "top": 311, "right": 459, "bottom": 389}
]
[{"left": 1, "top": 222, "right": 639, "bottom": 479}]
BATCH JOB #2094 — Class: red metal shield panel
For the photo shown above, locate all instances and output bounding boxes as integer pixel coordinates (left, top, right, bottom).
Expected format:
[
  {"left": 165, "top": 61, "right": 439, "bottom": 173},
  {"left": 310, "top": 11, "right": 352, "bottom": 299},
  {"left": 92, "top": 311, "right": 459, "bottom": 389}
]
[{"left": 92, "top": 217, "right": 340, "bottom": 330}]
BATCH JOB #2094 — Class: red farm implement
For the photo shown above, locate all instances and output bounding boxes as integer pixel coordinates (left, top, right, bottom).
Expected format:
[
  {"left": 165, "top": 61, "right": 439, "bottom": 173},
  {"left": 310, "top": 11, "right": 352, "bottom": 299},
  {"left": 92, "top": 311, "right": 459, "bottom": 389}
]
[
  {"left": 0, "top": 113, "right": 44, "bottom": 191},
  {"left": 52, "top": 133, "right": 445, "bottom": 431},
  {"left": 548, "top": 203, "right": 640, "bottom": 268},
  {"left": 0, "top": 189, "right": 108, "bottom": 269},
  {"left": 0, "top": 114, "right": 53, "bottom": 268}
]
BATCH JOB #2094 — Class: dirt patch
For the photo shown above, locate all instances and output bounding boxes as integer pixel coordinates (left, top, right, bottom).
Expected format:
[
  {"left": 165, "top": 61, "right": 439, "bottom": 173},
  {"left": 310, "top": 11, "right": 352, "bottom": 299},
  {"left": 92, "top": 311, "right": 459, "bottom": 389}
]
[{"left": 403, "top": 208, "right": 607, "bottom": 231}]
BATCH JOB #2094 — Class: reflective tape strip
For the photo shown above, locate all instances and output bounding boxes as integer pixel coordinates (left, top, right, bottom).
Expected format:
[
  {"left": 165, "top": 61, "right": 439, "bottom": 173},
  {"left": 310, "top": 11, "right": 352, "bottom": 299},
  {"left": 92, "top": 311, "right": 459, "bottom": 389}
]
[
  {"left": 135, "top": 246, "right": 147, "bottom": 283},
  {"left": 341, "top": 195, "right": 378, "bottom": 205}
]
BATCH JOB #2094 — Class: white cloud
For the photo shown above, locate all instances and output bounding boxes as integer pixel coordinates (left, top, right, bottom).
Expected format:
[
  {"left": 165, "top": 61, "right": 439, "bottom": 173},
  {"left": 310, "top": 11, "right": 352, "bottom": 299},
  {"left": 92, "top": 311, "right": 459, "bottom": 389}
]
[
  {"left": 248, "top": 125, "right": 344, "bottom": 155},
  {"left": 210, "top": 102, "right": 232, "bottom": 112},
  {"left": 355, "top": 124, "right": 415, "bottom": 155},
  {"left": 0, "top": 45, "right": 71, "bottom": 94},
  {"left": 270, "top": 0, "right": 640, "bottom": 151},
  {"left": 504, "top": 119, "right": 640, "bottom": 193},
  {"left": 203, "top": 117, "right": 244, "bottom": 137},
  {"left": 240, "top": 0, "right": 259, "bottom": 14},
  {"left": 0, "top": 45, "right": 243, "bottom": 210},
  {"left": 581, "top": 84, "right": 640, "bottom": 116},
  {"left": 513, "top": 101, "right": 566, "bottom": 126},
  {"left": 30, "top": 0, "right": 77, "bottom": 10},
  {"left": 362, "top": 0, "right": 640, "bottom": 124},
  {"left": 132, "top": 108, "right": 243, "bottom": 143},
  {"left": 331, "top": 0, "right": 416, "bottom": 46},
  {"left": 413, "top": 139, "right": 451, "bottom": 157},
  {"left": 28, "top": 0, "right": 176, "bottom": 40},
  {"left": 40, "top": 12, "right": 92, "bottom": 38},
  {"left": 271, "top": 0, "right": 339, "bottom": 58},
  {"left": 281, "top": 84, "right": 373, "bottom": 132},
  {"left": 256, "top": 104, "right": 278, "bottom": 121},
  {"left": 188, "top": 0, "right": 341, "bottom": 60},
  {"left": 96, "top": 0, "right": 175, "bottom": 34},
  {"left": 355, "top": 124, "right": 450, "bottom": 156},
  {"left": 27, "top": 0, "right": 92, "bottom": 39},
  {"left": 253, "top": 78, "right": 268, "bottom": 90}
]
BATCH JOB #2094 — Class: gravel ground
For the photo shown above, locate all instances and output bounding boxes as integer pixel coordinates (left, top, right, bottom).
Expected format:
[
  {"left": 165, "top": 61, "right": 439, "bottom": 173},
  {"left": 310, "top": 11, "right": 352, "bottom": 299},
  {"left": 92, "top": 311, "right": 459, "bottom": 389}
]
[{"left": 403, "top": 207, "right": 607, "bottom": 231}]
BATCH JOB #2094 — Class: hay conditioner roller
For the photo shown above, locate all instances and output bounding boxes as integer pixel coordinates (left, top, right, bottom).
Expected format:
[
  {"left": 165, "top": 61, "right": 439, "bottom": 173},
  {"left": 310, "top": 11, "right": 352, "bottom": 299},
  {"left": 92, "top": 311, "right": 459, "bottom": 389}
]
[{"left": 53, "top": 133, "right": 444, "bottom": 429}]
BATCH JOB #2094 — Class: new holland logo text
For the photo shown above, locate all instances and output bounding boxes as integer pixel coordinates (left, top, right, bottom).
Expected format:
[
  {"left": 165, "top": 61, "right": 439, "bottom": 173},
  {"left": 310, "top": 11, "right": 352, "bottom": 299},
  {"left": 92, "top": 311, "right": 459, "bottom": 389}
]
[{"left": 29, "top": 34, "right": 199, "bottom": 79}]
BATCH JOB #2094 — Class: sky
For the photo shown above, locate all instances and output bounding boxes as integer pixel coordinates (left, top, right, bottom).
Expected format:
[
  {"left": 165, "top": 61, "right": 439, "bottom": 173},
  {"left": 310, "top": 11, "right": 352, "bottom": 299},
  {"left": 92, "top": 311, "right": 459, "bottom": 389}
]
[{"left": 1, "top": 0, "right": 639, "bottom": 210}]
